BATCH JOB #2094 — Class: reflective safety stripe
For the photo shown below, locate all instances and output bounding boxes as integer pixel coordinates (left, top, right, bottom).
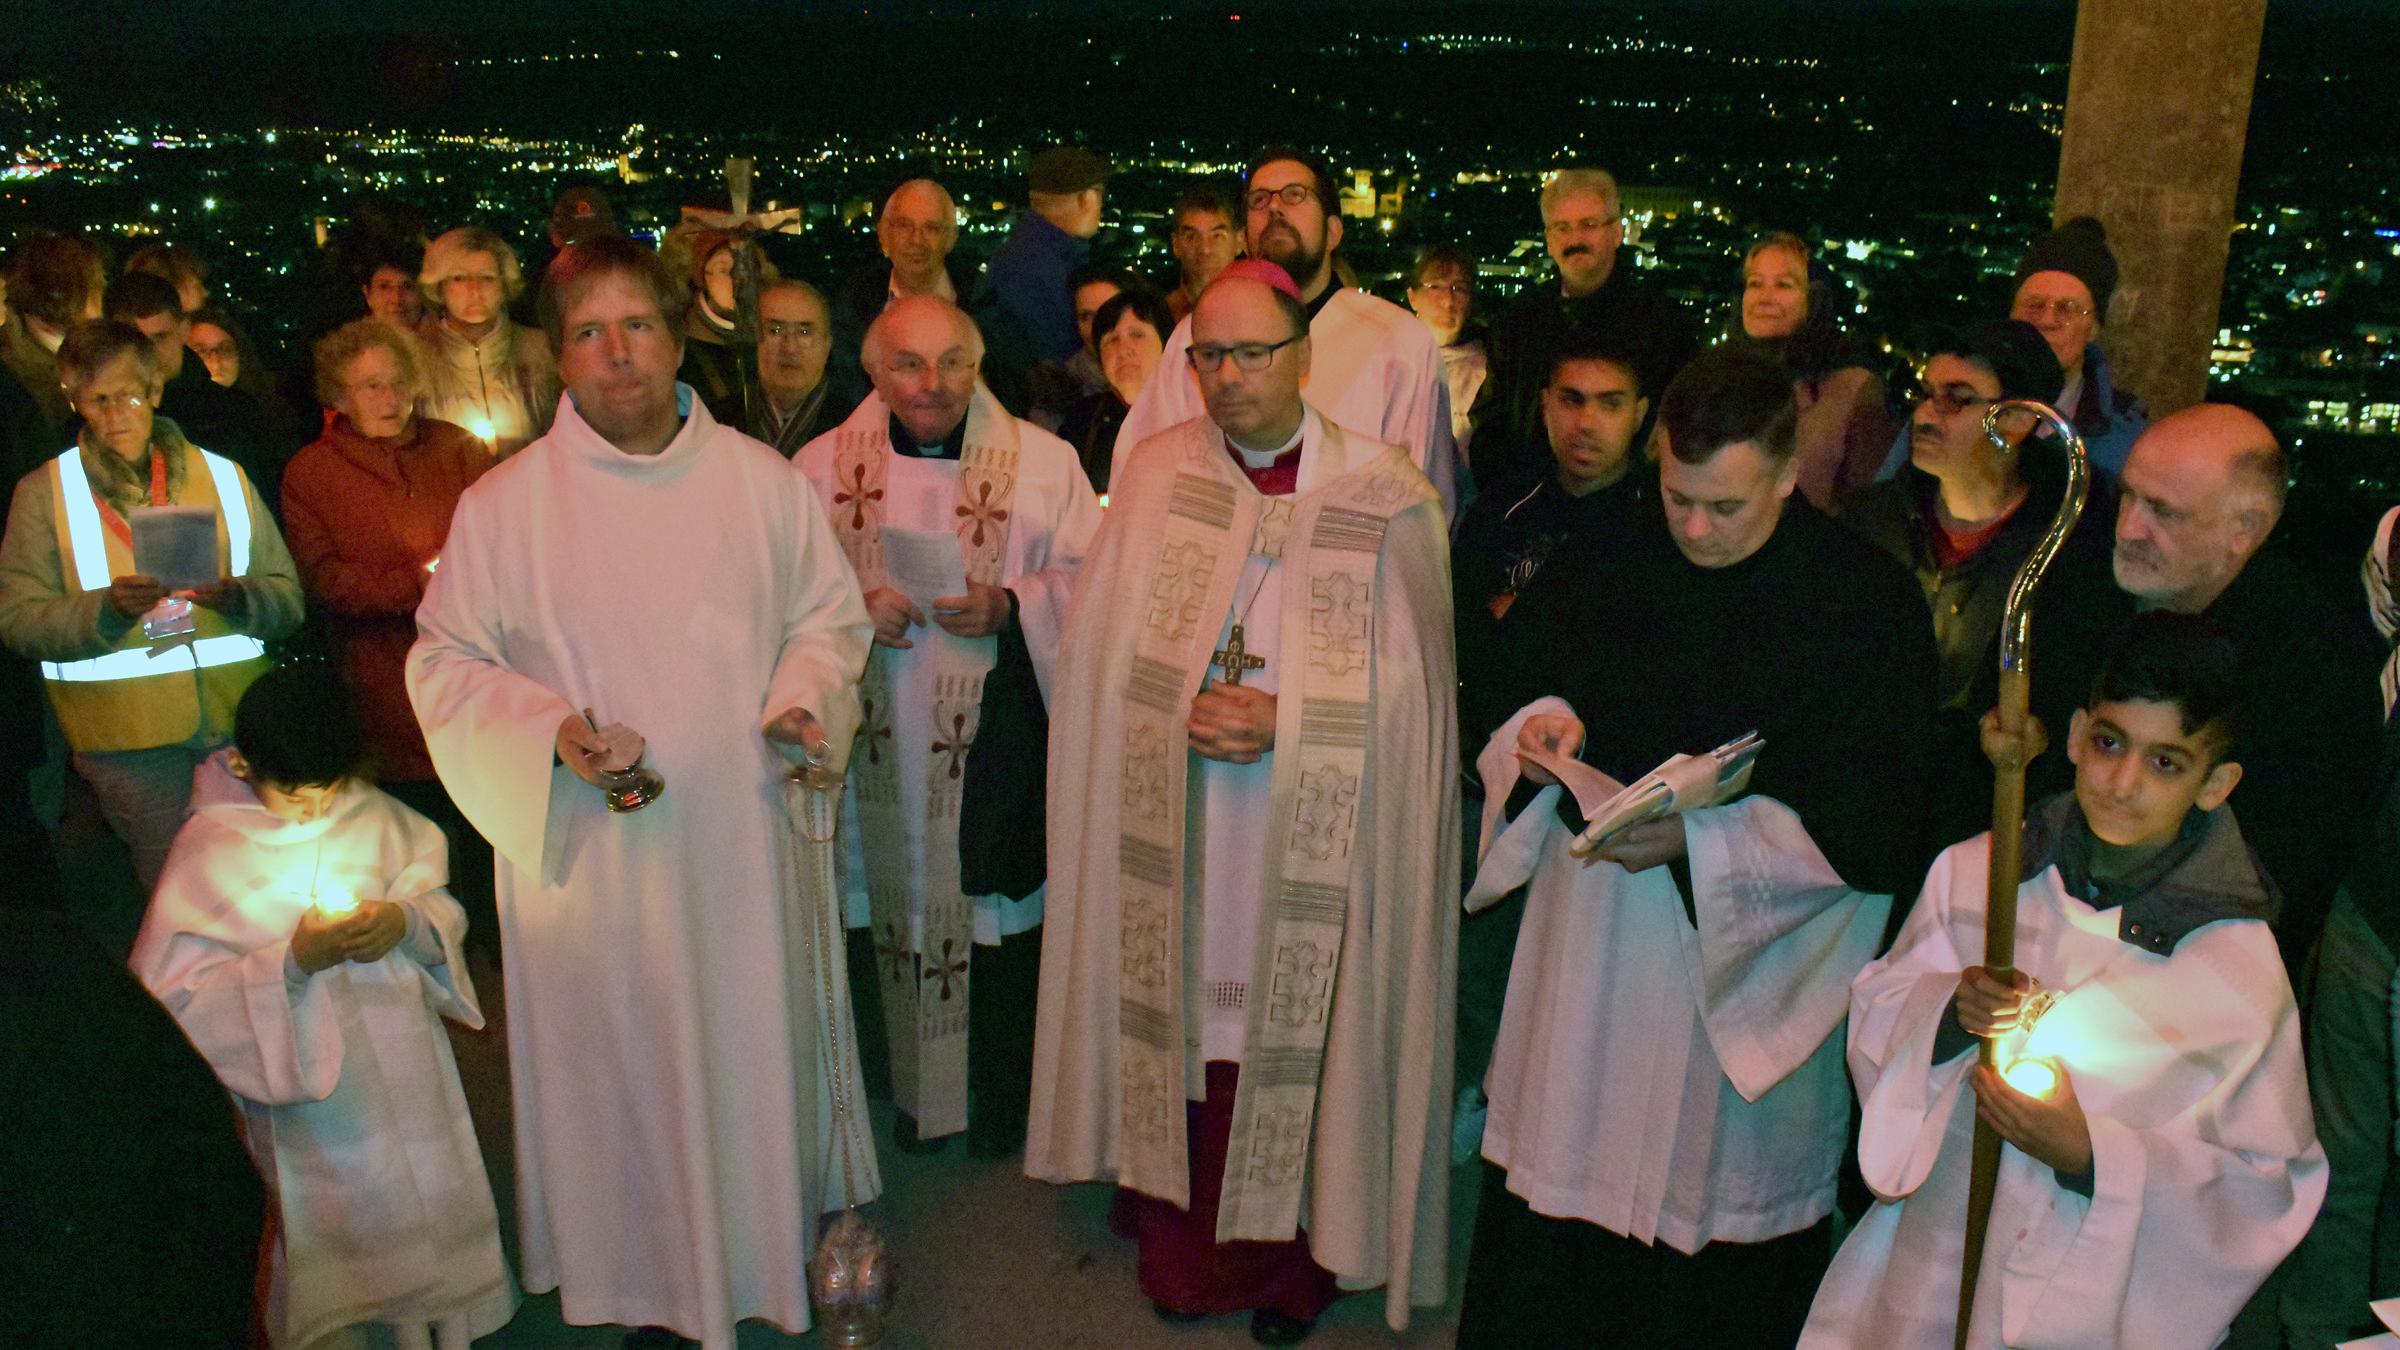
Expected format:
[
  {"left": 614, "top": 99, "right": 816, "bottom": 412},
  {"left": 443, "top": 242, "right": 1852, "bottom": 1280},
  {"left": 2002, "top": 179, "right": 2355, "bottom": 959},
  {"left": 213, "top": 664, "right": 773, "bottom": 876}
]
[
  {"left": 197, "top": 450, "right": 252, "bottom": 576},
  {"left": 51, "top": 446, "right": 254, "bottom": 589},
  {"left": 41, "top": 633, "right": 267, "bottom": 684},
  {"left": 53, "top": 450, "right": 111, "bottom": 592}
]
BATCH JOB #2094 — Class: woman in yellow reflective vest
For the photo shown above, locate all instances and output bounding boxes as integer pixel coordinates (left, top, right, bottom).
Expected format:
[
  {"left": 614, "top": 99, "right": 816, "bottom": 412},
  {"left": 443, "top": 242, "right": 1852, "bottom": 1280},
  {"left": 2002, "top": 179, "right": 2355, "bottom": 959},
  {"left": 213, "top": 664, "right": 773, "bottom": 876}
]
[{"left": 0, "top": 319, "right": 302, "bottom": 893}]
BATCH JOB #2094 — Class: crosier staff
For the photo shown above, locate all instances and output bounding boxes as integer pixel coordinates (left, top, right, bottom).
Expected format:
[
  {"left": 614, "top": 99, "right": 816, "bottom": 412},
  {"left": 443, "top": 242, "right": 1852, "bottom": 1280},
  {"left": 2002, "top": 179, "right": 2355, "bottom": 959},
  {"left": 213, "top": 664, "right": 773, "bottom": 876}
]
[{"left": 1954, "top": 398, "right": 2089, "bottom": 1350}]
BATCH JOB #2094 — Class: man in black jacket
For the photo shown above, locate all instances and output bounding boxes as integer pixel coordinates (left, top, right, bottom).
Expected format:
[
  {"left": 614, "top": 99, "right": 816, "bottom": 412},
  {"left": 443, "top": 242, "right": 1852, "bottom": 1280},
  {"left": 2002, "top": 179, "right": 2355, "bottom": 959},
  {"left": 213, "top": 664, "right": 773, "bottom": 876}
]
[
  {"left": 1466, "top": 167, "right": 1697, "bottom": 499},
  {"left": 104, "top": 271, "right": 289, "bottom": 514},
  {"left": 1841, "top": 320, "right": 2128, "bottom": 851},
  {"left": 2106, "top": 403, "right": 2383, "bottom": 987}
]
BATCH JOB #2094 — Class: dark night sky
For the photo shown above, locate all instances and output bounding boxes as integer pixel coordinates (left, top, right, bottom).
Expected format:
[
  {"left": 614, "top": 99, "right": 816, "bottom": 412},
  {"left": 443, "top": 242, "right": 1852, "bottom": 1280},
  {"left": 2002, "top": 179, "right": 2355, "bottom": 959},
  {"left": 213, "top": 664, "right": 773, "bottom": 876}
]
[{"left": 0, "top": 0, "right": 2371, "bottom": 53}]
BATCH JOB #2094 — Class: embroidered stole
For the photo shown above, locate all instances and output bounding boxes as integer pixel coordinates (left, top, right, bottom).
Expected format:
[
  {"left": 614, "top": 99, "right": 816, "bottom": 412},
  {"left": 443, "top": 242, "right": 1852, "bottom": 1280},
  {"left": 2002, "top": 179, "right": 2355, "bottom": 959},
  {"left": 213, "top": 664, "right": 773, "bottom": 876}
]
[
  {"left": 1112, "top": 420, "right": 1432, "bottom": 1240},
  {"left": 828, "top": 389, "right": 1020, "bottom": 1138}
]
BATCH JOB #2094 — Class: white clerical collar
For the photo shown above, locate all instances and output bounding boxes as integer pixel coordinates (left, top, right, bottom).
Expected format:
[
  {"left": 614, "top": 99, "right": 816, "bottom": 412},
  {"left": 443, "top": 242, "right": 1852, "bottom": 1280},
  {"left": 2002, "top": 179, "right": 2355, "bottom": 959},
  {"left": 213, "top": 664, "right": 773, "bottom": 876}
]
[{"left": 1225, "top": 408, "right": 1314, "bottom": 469}]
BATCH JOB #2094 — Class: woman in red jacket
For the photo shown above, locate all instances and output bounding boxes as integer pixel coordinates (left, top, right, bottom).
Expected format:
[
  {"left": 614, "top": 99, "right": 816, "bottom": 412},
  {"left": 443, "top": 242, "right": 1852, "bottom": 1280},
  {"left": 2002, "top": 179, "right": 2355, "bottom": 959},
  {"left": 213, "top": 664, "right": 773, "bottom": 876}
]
[{"left": 281, "top": 317, "right": 496, "bottom": 952}]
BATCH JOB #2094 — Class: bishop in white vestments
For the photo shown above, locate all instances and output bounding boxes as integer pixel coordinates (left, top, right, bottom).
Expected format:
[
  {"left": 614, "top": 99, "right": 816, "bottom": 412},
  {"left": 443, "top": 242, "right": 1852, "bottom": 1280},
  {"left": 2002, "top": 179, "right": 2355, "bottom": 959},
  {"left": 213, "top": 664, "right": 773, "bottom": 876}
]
[
  {"left": 1029, "top": 268, "right": 1458, "bottom": 1340},
  {"left": 798, "top": 296, "right": 1100, "bottom": 1155},
  {"left": 1113, "top": 148, "right": 1458, "bottom": 517},
  {"left": 406, "top": 238, "right": 876, "bottom": 1348}
]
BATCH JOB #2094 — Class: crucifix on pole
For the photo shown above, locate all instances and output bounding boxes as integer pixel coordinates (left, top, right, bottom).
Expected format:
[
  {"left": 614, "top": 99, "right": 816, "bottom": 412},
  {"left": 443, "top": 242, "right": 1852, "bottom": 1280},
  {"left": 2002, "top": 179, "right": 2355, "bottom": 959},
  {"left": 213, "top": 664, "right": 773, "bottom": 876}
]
[{"left": 679, "top": 156, "right": 804, "bottom": 431}]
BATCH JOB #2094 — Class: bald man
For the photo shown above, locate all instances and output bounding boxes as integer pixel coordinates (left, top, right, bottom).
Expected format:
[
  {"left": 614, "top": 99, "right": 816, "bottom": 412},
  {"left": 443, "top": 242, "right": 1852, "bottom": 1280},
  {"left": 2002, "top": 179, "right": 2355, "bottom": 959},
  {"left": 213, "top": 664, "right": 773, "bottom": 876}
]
[
  {"left": 830, "top": 180, "right": 976, "bottom": 414},
  {"left": 2105, "top": 403, "right": 2383, "bottom": 985},
  {"left": 1029, "top": 270, "right": 1459, "bottom": 1340},
  {"left": 796, "top": 294, "right": 1100, "bottom": 1158}
]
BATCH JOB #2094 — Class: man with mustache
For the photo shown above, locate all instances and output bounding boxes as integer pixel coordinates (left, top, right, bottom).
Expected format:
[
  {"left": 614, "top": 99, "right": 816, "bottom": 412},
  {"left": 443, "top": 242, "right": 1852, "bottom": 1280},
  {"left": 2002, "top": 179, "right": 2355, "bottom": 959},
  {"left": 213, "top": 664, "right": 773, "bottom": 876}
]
[
  {"left": 2098, "top": 404, "right": 2381, "bottom": 987},
  {"left": 1113, "top": 145, "right": 1460, "bottom": 517},
  {"left": 1465, "top": 167, "right": 1698, "bottom": 500}
]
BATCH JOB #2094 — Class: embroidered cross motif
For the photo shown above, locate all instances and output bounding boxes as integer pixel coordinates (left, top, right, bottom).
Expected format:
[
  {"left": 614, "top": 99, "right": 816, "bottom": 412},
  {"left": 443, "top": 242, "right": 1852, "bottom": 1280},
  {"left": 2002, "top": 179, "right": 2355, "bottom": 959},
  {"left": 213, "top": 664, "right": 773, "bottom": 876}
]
[
  {"left": 922, "top": 938, "right": 969, "bottom": 1001},
  {"left": 1123, "top": 1056, "right": 1174, "bottom": 1149},
  {"left": 1123, "top": 913, "right": 1169, "bottom": 990},
  {"left": 1123, "top": 725, "right": 1170, "bottom": 823},
  {"left": 1211, "top": 623, "right": 1267, "bottom": 687},
  {"left": 1254, "top": 498, "right": 1295, "bottom": 561},
  {"left": 1290, "top": 763, "right": 1360, "bottom": 862},
  {"left": 1245, "top": 1104, "right": 1311, "bottom": 1187},
  {"left": 1268, "top": 941, "right": 1336, "bottom": 1027},
  {"left": 1307, "top": 572, "right": 1371, "bottom": 676},
  {"left": 931, "top": 709, "right": 974, "bottom": 780},
  {"left": 954, "top": 477, "right": 1012, "bottom": 549},
  {"left": 835, "top": 460, "right": 884, "bottom": 531},
  {"left": 1147, "top": 541, "right": 1216, "bottom": 641},
  {"left": 875, "top": 920, "right": 912, "bottom": 985},
  {"left": 858, "top": 696, "right": 894, "bottom": 766}
]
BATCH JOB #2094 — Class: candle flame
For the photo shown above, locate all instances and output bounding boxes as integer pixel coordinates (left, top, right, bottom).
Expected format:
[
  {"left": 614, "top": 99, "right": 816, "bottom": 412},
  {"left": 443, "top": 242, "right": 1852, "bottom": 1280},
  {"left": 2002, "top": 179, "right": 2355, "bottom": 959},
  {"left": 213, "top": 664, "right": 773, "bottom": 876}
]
[
  {"left": 314, "top": 890, "right": 360, "bottom": 919},
  {"left": 425, "top": 555, "right": 440, "bottom": 574},
  {"left": 468, "top": 416, "right": 497, "bottom": 444},
  {"left": 1098, "top": 492, "right": 1111, "bottom": 510},
  {"left": 2001, "top": 1056, "right": 2058, "bottom": 1101}
]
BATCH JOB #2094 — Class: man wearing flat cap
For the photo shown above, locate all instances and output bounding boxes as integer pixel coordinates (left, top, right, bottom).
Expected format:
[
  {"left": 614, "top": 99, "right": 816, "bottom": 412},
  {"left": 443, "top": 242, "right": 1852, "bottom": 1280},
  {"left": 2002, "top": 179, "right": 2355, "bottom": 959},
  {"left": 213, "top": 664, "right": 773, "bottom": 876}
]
[{"left": 980, "top": 145, "right": 1112, "bottom": 364}]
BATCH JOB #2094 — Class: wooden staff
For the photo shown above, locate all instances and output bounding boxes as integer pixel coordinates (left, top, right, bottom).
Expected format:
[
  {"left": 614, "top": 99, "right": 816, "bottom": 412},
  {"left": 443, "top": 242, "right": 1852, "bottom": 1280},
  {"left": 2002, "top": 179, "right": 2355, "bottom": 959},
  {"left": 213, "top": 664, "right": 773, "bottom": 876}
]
[{"left": 1955, "top": 398, "right": 2089, "bottom": 1349}]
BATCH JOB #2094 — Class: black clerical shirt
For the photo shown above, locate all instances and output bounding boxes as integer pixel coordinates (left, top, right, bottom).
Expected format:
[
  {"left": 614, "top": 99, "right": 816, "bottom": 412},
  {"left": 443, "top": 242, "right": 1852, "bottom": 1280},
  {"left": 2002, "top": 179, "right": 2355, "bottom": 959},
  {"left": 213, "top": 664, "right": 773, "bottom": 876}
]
[{"left": 1502, "top": 499, "right": 1939, "bottom": 900}]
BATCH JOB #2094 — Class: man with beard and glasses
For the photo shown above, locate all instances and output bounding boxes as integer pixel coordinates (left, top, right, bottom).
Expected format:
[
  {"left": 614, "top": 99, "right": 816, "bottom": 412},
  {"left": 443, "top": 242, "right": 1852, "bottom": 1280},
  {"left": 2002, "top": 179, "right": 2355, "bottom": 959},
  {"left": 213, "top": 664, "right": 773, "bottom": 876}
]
[
  {"left": 1467, "top": 167, "right": 1698, "bottom": 501},
  {"left": 1113, "top": 146, "right": 1460, "bottom": 517}
]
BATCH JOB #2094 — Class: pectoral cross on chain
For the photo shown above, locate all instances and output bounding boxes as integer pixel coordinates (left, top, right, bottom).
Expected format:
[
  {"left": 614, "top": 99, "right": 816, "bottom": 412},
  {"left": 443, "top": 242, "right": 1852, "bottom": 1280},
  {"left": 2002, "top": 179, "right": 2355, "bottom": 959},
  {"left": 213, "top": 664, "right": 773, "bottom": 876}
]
[{"left": 1212, "top": 623, "right": 1267, "bottom": 687}]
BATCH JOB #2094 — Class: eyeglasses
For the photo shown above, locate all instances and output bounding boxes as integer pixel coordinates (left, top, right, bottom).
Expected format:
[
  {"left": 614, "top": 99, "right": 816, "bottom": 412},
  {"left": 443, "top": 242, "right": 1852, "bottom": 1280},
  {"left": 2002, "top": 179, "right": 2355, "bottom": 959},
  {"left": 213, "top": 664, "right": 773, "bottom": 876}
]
[
  {"left": 1245, "top": 183, "right": 1318, "bottom": 211},
  {"left": 1411, "top": 282, "right": 1471, "bottom": 297},
  {"left": 884, "top": 354, "right": 974, "bottom": 379},
  {"left": 2012, "top": 297, "right": 2092, "bottom": 324},
  {"left": 1187, "top": 335, "right": 1303, "bottom": 373},
  {"left": 1918, "top": 385, "right": 1993, "bottom": 416},
  {"left": 77, "top": 391, "right": 151, "bottom": 415}
]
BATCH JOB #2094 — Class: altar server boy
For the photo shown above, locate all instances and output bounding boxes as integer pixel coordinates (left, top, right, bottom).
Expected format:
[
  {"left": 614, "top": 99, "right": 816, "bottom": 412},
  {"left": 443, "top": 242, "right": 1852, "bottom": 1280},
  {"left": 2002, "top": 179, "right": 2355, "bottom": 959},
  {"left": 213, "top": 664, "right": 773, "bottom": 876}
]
[
  {"left": 1801, "top": 612, "right": 2326, "bottom": 1348},
  {"left": 133, "top": 666, "right": 515, "bottom": 1350}
]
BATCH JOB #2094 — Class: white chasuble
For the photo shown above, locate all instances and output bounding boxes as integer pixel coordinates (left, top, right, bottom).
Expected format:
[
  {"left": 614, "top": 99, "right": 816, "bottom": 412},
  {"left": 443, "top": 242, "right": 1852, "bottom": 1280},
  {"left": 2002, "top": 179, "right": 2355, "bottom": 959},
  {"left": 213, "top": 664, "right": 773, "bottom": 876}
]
[
  {"left": 1030, "top": 409, "right": 1460, "bottom": 1331},
  {"left": 1800, "top": 832, "right": 2326, "bottom": 1350},
  {"left": 133, "top": 754, "right": 515, "bottom": 1350},
  {"left": 796, "top": 386, "right": 1099, "bottom": 1138},
  {"left": 1466, "top": 699, "right": 1891, "bottom": 1254},
  {"left": 405, "top": 390, "right": 875, "bottom": 1347},
  {"left": 1114, "top": 289, "right": 1460, "bottom": 519}
]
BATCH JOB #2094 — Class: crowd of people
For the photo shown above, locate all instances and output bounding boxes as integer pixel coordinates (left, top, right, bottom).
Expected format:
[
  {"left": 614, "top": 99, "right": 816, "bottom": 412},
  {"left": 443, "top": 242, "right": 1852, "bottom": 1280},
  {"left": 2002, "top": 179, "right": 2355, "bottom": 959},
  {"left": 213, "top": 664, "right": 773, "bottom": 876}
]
[{"left": 1, "top": 138, "right": 2395, "bottom": 1350}]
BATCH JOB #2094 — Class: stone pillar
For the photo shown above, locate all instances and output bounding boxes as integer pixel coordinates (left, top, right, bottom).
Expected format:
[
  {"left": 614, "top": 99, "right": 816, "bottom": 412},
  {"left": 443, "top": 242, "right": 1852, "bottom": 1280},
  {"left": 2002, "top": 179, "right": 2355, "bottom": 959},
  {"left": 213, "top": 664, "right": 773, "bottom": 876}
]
[{"left": 2053, "top": 0, "right": 2266, "bottom": 416}]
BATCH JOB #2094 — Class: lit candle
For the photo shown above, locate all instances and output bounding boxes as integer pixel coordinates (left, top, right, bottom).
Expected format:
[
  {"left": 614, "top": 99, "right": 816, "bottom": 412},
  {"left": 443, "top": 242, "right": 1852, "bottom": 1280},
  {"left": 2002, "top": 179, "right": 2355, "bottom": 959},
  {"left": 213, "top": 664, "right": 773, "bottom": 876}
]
[
  {"left": 1098, "top": 492, "right": 1110, "bottom": 510},
  {"left": 467, "top": 416, "right": 497, "bottom": 446},
  {"left": 425, "top": 555, "right": 440, "bottom": 574},
  {"left": 314, "top": 890, "right": 360, "bottom": 920},
  {"left": 2000, "top": 1056, "right": 2059, "bottom": 1101}
]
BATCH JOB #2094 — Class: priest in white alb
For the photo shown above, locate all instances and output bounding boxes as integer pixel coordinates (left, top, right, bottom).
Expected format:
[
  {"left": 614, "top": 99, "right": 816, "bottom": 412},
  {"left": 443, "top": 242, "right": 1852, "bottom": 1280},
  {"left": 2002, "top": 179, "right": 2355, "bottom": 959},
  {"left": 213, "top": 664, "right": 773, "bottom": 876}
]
[
  {"left": 406, "top": 236, "right": 877, "bottom": 1350},
  {"left": 1113, "top": 146, "right": 1459, "bottom": 518},
  {"left": 797, "top": 295, "right": 1100, "bottom": 1158},
  {"left": 1028, "top": 262, "right": 1458, "bottom": 1345}
]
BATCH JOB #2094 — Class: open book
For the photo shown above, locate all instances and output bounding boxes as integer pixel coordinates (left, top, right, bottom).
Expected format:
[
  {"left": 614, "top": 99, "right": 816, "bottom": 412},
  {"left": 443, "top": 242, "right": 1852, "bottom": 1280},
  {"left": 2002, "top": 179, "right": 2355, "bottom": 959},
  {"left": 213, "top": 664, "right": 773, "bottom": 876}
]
[{"left": 1517, "top": 731, "right": 1765, "bottom": 858}]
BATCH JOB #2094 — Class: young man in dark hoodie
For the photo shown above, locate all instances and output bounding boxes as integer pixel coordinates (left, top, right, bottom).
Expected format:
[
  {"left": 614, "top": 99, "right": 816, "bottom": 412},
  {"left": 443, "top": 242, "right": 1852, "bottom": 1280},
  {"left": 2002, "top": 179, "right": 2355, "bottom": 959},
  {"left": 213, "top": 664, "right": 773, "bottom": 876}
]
[{"left": 1803, "top": 612, "right": 2325, "bottom": 1348}]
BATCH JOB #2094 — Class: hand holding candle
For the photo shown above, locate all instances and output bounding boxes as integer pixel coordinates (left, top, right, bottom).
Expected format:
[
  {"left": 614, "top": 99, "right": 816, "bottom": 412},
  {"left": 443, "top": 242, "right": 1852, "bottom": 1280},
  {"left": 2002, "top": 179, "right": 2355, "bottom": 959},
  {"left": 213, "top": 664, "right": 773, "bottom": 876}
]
[
  {"left": 293, "top": 896, "right": 405, "bottom": 973},
  {"left": 1971, "top": 1059, "right": 2092, "bottom": 1179}
]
